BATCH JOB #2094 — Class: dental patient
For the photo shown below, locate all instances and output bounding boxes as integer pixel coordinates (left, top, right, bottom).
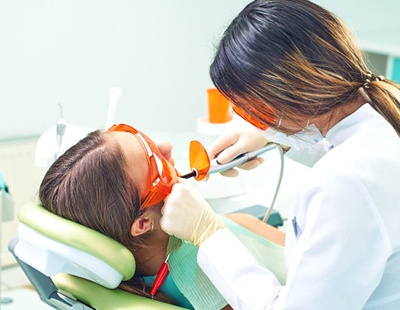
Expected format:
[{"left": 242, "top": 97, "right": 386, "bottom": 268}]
[{"left": 39, "top": 124, "right": 286, "bottom": 310}]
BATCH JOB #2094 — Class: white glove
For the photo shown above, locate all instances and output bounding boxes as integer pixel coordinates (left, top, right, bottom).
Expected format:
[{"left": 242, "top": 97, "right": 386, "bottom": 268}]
[
  {"left": 207, "top": 126, "right": 270, "bottom": 177},
  {"left": 160, "top": 178, "right": 226, "bottom": 247}
]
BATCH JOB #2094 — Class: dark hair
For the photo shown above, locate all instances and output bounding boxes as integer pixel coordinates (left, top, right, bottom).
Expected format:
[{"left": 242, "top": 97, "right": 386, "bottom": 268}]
[
  {"left": 210, "top": 0, "right": 400, "bottom": 134},
  {"left": 39, "top": 130, "right": 174, "bottom": 304},
  {"left": 39, "top": 130, "right": 142, "bottom": 246}
]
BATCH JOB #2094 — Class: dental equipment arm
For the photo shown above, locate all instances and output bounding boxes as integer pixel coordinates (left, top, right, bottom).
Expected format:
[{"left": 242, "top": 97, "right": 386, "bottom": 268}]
[
  {"left": 55, "top": 104, "right": 67, "bottom": 160},
  {"left": 106, "top": 87, "right": 122, "bottom": 129}
]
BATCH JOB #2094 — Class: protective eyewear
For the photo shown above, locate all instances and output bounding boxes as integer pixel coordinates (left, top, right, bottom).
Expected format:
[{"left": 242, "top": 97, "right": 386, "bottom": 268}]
[
  {"left": 108, "top": 124, "right": 174, "bottom": 210},
  {"left": 231, "top": 103, "right": 272, "bottom": 131}
]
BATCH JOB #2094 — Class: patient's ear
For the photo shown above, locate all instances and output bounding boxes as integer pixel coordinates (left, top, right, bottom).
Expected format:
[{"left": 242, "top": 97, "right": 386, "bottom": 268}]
[{"left": 130, "top": 216, "right": 153, "bottom": 236}]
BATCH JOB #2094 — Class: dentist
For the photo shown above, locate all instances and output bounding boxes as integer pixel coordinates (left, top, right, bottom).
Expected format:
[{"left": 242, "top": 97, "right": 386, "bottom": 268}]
[{"left": 161, "top": 0, "right": 400, "bottom": 309}]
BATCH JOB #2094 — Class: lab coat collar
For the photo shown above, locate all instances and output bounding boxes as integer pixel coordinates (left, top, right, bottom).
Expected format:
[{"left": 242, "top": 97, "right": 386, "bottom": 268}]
[{"left": 325, "top": 103, "right": 379, "bottom": 147}]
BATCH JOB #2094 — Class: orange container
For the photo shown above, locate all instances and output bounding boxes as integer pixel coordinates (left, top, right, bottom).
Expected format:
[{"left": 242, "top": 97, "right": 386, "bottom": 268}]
[{"left": 207, "top": 88, "right": 232, "bottom": 123}]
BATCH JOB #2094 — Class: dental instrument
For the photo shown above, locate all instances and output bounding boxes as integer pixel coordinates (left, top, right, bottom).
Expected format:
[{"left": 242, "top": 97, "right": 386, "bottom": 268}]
[
  {"left": 150, "top": 254, "right": 170, "bottom": 298},
  {"left": 209, "top": 143, "right": 276, "bottom": 174},
  {"left": 181, "top": 140, "right": 210, "bottom": 181},
  {"left": 105, "top": 87, "right": 123, "bottom": 129},
  {"left": 181, "top": 141, "right": 284, "bottom": 223},
  {"left": 55, "top": 103, "right": 67, "bottom": 160},
  {"left": 181, "top": 142, "right": 277, "bottom": 179}
]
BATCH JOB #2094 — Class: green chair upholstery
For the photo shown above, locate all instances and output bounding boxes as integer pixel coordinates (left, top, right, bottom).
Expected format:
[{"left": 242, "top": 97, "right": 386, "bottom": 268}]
[
  {"left": 11, "top": 202, "right": 186, "bottom": 310},
  {"left": 53, "top": 273, "right": 182, "bottom": 310}
]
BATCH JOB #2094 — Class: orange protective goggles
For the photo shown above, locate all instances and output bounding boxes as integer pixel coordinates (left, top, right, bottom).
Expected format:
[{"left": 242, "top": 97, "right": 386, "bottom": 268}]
[
  {"left": 108, "top": 124, "right": 174, "bottom": 210},
  {"left": 231, "top": 102, "right": 274, "bottom": 131}
]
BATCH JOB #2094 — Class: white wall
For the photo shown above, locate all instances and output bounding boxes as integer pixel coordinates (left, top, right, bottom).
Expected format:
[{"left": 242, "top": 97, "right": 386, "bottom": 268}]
[
  {"left": 315, "top": 0, "right": 400, "bottom": 34},
  {"left": 0, "top": 140, "right": 46, "bottom": 266},
  {"left": 1, "top": 0, "right": 399, "bottom": 141},
  {"left": 0, "top": 0, "right": 251, "bottom": 141}
]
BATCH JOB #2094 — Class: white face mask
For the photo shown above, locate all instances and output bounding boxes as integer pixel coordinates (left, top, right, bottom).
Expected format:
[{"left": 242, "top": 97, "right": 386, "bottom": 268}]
[{"left": 259, "top": 124, "right": 334, "bottom": 167}]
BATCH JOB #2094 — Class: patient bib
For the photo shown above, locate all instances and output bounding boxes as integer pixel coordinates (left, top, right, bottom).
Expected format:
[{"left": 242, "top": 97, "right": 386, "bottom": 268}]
[{"left": 166, "top": 217, "right": 287, "bottom": 310}]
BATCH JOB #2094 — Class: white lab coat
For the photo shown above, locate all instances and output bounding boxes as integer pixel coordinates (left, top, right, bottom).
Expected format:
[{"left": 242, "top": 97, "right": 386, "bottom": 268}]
[{"left": 198, "top": 104, "right": 400, "bottom": 309}]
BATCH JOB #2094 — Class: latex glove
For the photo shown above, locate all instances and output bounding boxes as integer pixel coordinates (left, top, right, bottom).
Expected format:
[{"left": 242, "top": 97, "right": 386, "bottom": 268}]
[
  {"left": 160, "top": 178, "right": 226, "bottom": 247},
  {"left": 207, "top": 126, "right": 270, "bottom": 177}
]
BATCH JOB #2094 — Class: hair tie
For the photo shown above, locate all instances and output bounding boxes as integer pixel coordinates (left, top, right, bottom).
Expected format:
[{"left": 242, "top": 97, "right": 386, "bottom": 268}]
[
  {"left": 363, "top": 71, "right": 386, "bottom": 89},
  {"left": 363, "top": 70, "right": 372, "bottom": 89}
]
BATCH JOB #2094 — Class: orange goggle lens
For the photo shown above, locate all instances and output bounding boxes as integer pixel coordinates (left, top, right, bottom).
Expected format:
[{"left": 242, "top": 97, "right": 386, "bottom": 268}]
[
  {"left": 107, "top": 124, "right": 174, "bottom": 210},
  {"left": 139, "top": 157, "right": 174, "bottom": 209},
  {"left": 231, "top": 103, "right": 269, "bottom": 131}
]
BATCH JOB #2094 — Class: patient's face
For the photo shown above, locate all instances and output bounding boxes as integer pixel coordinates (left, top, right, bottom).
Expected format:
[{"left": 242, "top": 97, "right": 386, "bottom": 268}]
[{"left": 112, "top": 131, "right": 178, "bottom": 207}]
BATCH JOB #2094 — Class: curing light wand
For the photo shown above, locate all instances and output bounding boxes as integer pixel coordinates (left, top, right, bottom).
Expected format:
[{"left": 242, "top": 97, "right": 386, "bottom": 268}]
[
  {"left": 181, "top": 143, "right": 277, "bottom": 179},
  {"left": 150, "top": 254, "right": 170, "bottom": 298}
]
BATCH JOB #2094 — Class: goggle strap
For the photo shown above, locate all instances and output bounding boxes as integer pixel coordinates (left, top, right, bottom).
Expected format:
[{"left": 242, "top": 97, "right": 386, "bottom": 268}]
[{"left": 140, "top": 182, "right": 172, "bottom": 210}]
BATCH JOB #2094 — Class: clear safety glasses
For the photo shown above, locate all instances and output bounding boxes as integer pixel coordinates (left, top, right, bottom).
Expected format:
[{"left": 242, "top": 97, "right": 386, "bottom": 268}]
[{"left": 107, "top": 124, "right": 174, "bottom": 210}]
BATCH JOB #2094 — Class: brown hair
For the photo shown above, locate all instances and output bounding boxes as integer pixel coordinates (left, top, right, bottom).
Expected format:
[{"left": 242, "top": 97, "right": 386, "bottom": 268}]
[
  {"left": 210, "top": 0, "right": 400, "bottom": 134},
  {"left": 39, "top": 130, "right": 174, "bottom": 304}
]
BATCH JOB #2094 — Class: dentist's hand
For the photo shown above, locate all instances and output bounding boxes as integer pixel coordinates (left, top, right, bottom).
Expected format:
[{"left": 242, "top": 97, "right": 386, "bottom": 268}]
[
  {"left": 207, "top": 126, "right": 269, "bottom": 177},
  {"left": 160, "top": 178, "right": 226, "bottom": 247}
]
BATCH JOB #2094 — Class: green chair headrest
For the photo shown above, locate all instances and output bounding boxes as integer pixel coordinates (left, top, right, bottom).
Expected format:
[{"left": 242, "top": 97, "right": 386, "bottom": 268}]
[{"left": 18, "top": 202, "right": 135, "bottom": 280}]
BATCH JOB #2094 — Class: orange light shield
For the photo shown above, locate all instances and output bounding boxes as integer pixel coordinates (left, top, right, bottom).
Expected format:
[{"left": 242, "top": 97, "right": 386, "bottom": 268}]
[{"left": 189, "top": 140, "right": 210, "bottom": 181}]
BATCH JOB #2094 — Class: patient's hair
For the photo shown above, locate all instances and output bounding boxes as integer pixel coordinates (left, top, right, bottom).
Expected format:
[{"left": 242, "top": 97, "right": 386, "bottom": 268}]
[{"left": 39, "top": 130, "right": 173, "bottom": 304}]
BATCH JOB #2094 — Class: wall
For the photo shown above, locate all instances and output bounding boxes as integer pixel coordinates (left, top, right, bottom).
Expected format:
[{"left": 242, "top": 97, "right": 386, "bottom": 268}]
[
  {"left": 315, "top": 0, "right": 400, "bottom": 78},
  {"left": 0, "top": 140, "right": 46, "bottom": 266},
  {"left": 0, "top": 0, "right": 251, "bottom": 141},
  {"left": 315, "top": 0, "right": 400, "bottom": 33},
  {"left": 1, "top": 0, "right": 400, "bottom": 141}
]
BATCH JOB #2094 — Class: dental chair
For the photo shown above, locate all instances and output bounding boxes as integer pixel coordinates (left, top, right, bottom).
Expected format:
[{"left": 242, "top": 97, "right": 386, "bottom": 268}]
[{"left": 8, "top": 202, "right": 186, "bottom": 310}]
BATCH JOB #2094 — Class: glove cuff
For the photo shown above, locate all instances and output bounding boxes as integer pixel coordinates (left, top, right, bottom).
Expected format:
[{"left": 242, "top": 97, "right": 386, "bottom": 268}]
[{"left": 193, "top": 216, "right": 226, "bottom": 247}]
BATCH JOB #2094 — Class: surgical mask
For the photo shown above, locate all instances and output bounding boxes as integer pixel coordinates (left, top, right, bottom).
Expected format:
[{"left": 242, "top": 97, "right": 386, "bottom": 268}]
[{"left": 259, "top": 124, "right": 334, "bottom": 167}]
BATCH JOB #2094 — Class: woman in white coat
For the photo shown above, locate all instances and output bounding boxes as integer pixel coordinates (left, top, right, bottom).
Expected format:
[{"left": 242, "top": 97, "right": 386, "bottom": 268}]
[{"left": 160, "top": 0, "right": 400, "bottom": 309}]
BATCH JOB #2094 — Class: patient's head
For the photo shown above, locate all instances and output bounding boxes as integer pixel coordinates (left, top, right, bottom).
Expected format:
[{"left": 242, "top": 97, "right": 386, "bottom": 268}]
[{"left": 39, "top": 126, "right": 178, "bottom": 277}]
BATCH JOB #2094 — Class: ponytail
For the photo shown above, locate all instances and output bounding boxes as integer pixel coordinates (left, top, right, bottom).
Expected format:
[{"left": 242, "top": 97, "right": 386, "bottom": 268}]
[{"left": 365, "top": 76, "right": 400, "bottom": 135}]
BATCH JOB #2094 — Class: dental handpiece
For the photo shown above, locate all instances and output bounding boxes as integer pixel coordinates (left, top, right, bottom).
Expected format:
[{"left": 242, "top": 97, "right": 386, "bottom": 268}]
[{"left": 209, "top": 143, "right": 276, "bottom": 174}]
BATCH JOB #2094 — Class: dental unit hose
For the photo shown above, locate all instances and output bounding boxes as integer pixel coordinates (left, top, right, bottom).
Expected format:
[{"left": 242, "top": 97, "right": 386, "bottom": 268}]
[
  {"left": 262, "top": 144, "right": 284, "bottom": 223},
  {"left": 209, "top": 142, "right": 284, "bottom": 223}
]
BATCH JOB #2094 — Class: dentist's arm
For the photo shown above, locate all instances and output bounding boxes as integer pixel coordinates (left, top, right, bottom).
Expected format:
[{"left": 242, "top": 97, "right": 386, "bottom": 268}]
[{"left": 160, "top": 179, "right": 281, "bottom": 309}]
